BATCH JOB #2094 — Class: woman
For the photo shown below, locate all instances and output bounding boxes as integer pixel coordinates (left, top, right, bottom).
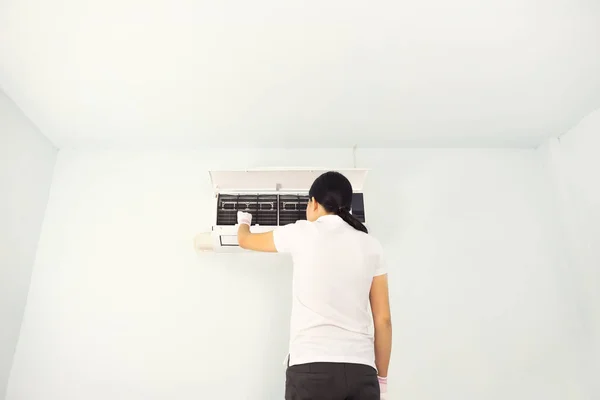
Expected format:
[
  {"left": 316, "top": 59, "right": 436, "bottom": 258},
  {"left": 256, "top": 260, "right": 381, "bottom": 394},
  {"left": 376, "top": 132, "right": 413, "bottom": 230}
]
[{"left": 237, "top": 171, "right": 392, "bottom": 400}]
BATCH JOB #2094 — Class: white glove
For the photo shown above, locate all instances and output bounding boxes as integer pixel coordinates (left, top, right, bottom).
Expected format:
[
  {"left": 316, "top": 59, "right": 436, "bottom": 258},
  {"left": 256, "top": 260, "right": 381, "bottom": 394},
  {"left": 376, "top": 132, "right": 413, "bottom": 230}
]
[
  {"left": 378, "top": 376, "right": 388, "bottom": 399},
  {"left": 237, "top": 211, "right": 252, "bottom": 226}
]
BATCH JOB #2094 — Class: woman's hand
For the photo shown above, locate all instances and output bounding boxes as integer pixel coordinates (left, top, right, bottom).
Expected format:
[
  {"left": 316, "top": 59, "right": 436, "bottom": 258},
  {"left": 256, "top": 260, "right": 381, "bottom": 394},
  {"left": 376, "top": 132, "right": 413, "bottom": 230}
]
[{"left": 236, "top": 211, "right": 277, "bottom": 252}]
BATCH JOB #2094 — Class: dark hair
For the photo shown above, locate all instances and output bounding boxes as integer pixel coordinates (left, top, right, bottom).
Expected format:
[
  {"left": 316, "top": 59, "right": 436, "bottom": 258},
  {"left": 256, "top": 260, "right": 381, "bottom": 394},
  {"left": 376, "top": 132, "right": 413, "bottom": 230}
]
[{"left": 308, "top": 171, "right": 368, "bottom": 234}]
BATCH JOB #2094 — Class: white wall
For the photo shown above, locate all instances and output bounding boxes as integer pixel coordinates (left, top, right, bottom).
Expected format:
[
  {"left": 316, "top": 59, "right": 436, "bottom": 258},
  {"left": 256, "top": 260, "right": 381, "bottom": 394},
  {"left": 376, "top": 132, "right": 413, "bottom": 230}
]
[
  {"left": 0, "top": 91, "right": 57, "bottom": 399},
  {"left": 540, "top": 108, "right": 600, "bottom": 398},
  {"left": 7, "top": 148, "right": 585, "bottom": 400}
]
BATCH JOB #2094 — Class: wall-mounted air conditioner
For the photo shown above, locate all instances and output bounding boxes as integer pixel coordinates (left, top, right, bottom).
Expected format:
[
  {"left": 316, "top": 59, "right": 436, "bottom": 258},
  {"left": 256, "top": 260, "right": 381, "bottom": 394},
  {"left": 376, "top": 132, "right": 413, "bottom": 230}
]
[{"left": 194, "top": 168, "right": 368, "bottom": 252}]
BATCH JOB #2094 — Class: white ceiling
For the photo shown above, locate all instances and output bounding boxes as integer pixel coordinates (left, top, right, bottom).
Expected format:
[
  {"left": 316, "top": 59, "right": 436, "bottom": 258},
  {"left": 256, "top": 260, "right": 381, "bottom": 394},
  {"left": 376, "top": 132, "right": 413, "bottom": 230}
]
[{"left": 1, "top": 0, "right": 600, "bottom": 149}]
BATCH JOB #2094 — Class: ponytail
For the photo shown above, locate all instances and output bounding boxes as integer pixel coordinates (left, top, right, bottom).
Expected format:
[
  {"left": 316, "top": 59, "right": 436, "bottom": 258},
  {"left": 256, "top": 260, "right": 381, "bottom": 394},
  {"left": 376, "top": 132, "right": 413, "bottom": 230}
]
[
  {"left": 338, "top": 208, "right": 368, "bottom": 234},
  {"left": 309, "top": 171, "right": 368, "bottom": 234}
]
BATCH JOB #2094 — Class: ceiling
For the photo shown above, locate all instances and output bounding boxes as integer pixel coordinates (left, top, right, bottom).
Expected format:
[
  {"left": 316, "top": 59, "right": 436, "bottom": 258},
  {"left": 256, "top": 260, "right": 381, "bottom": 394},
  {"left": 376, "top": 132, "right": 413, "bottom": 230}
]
[{"left": 1, "top": 0, "right": 600, "bottom": 149}]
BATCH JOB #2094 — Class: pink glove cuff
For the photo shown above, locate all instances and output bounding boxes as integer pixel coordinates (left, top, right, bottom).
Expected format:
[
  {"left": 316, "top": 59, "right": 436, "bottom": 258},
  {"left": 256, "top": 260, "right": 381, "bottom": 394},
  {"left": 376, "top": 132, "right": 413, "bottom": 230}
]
[{"left": 378, "top": 376, "right": 388, "bottom": 393}]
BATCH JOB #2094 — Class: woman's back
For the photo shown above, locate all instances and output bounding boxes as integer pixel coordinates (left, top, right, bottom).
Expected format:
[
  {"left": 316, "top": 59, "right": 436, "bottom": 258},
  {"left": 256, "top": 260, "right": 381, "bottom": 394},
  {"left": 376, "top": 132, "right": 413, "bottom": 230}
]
[
  {"left": 274, "top": 215, "right": 385, "bottom": 367},
  {"left": 237, "top": 171, "right": 391, "bottom": 399}
]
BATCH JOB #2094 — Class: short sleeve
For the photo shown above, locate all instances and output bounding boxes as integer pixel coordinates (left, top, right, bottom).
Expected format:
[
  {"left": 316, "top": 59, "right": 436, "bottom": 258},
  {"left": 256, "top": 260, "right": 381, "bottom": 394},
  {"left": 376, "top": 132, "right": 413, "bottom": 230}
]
[
  {"left": 273, "top": 221, "right": 308, "bottom": 253},
  {"left": 373, "top": 241, "right": 387, "bottom": 276}
]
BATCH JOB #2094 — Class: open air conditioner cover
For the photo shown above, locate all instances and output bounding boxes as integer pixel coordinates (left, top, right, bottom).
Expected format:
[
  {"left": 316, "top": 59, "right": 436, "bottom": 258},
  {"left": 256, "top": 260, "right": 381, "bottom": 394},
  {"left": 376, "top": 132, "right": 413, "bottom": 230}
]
[
  {"left": 195, "top": 168, "right": 369, "bottom": 252},
  {"left": 209, "top": 168, "right": 368, "bottom": 193}
]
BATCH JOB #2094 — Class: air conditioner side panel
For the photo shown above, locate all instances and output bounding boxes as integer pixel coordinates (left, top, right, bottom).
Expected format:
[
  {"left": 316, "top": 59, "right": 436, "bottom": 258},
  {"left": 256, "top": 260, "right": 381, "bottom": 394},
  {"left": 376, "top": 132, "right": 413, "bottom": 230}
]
[{"left": 212, "top": 225, "right": 278, "bottom": 252}]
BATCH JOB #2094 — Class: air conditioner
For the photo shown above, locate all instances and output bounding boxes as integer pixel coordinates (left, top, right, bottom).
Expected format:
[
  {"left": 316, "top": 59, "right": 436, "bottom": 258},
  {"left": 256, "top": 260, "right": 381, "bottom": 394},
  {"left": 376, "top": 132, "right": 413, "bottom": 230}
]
[{"left": 194, "top": 168, "right": 369, "bottom": 252}]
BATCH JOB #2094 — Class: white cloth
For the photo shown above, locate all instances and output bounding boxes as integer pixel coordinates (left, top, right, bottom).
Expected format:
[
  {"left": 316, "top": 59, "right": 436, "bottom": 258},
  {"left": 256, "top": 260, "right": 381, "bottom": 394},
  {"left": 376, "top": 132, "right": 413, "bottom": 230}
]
[
  {"left": 273, "top": 215, "right": 386, "bottom": 369},
  {"left": 237, "top": 211, "right": 252, "bottom": 226}
]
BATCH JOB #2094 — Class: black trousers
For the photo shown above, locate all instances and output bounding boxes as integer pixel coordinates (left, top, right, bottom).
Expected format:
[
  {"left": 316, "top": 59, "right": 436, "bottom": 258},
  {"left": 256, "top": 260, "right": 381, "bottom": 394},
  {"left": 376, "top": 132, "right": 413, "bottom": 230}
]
[{"left": 285, "top": 362, "right": 380, "bottom": 400}]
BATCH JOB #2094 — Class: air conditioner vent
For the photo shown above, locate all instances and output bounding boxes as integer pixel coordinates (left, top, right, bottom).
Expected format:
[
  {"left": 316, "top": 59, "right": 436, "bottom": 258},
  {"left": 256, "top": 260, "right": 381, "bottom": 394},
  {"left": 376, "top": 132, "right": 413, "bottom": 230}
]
[
  {"left": 197, "top": 169, "right": 369, "bottom": 252},
  {"left": 216, "top": 194, "right": 278, "bottom": 226},
  {"left": 279, "top": 195, "right": 309, "bottom": 225},
  {"left": 216, "top": 194, "right": 311, "bottom": 226},
  {"left": 351, "top": 193, "right": 366, "bottom": 223}
]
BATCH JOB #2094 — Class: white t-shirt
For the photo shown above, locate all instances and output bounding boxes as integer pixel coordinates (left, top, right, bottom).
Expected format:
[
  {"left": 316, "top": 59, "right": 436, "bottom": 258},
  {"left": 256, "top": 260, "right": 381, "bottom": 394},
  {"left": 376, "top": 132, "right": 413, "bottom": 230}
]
[{"left": 273, "top": 214, "right": 386, "bottom": 368}]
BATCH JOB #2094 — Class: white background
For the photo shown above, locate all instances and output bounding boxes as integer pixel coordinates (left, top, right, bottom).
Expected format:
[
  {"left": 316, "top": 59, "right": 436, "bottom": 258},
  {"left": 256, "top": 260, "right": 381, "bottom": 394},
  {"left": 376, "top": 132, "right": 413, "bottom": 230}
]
[
  {"left": 0, "top": 91, "right": 57, "bottom": 398},
  {"left": 540, "top": 109, "right": 600, "bottom": 397},
  {"left": 5, "top": 142, "right": 596, "bottom": 399},
  {"left": 2, "top": 1, "right": 599, "bottom": 396},
  {"left": 2, "top": 0, "right": 600, "bottom": 148}
]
